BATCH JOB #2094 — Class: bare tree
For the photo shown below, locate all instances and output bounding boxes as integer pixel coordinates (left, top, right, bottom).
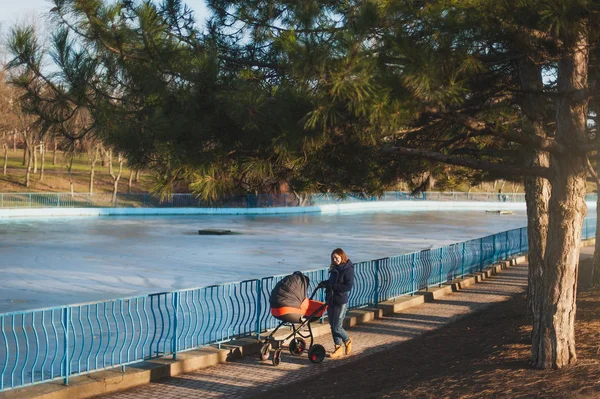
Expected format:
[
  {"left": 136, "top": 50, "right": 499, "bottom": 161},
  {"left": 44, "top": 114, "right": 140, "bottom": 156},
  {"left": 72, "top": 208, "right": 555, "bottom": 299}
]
[
  {"left": 39, "top": 140, "right": 45, "bottom": 181},
  {"left": 53, "top": 137, "right": 58, "bottom": 165},
  {"left": 0, "top": 72, "right": 18, "bottom": 176},
  {"left": 1, "top": 132, "right": 7, "bottom": 175},
  {"left": 32, "top": 138, "right": 38, "bottom": 174},
  {"left": 128, "top": 168, "right": 133, "bottom": 193},
  {"left": 108, "top": 149, "right": 124, "bottom": 204},
  {"left": 65, "top": 146, "right": 75, "bottom": 196},
  {"left": 88, "top": 141, "right": 101, "bottom": 194}
]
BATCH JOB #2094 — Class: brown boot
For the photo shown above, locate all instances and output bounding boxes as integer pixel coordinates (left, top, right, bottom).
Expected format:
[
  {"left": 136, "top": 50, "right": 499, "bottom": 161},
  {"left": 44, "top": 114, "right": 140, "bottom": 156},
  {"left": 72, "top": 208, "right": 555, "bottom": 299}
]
[
  {"left": 344, "top": 338, "right": 352, "bottom": 355},
  {"left": 329, "top": 345, "right": 344, "bottom": 359}
]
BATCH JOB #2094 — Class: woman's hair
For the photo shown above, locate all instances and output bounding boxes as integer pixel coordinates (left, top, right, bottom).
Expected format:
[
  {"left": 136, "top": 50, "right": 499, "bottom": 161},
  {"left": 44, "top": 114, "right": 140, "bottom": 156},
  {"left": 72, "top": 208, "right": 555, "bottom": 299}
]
[{"left": 330, "top": 248, "right": 349, "bottom": 269}]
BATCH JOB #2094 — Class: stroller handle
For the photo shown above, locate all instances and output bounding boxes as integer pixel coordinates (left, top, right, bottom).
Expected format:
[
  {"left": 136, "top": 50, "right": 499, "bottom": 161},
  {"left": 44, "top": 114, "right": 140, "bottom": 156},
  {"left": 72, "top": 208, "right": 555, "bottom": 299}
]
[{"left": 309, "top": 285, "right": 326, "bottom": 300}]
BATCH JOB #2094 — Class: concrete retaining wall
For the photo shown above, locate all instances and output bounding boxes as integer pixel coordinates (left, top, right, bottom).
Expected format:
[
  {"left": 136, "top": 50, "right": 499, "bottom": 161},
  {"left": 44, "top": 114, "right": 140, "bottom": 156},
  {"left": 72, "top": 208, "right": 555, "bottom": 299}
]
[{"left": 0, "top": 200, "right": 537, "bottom": 218}]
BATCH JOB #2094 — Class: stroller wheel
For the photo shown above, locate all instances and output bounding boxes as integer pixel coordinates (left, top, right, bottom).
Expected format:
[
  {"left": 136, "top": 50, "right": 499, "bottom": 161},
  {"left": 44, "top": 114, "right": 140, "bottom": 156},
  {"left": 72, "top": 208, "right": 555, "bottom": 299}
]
[
  {"left": 272, "top": 348, "right": 282, "bottom": 366},
  {"left": 289, "top": 337, "right": 307, "bottom": 356},
  {"left": 259, "top": 342, "right": 271, "bottom": 361},
  {"left": 308, "top": 344, "right": 326, "bottom": 364}
]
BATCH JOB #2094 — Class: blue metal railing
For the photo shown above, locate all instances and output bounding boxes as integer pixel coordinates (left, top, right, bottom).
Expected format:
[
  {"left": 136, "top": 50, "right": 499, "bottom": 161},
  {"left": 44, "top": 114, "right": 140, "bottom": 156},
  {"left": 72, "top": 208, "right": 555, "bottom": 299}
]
[
  {"left": 0, "top": 218, "right": 596, "bottom": 391},
  {"left": 0, "top": 191, "right": 540, "bottom": 209}
]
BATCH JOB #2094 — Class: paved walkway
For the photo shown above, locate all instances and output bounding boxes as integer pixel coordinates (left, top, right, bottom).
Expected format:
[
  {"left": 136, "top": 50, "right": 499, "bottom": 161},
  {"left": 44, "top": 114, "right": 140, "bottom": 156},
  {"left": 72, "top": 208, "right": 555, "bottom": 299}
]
[{"left": 99, "top": 264, "right": 529, "bottom": 399}]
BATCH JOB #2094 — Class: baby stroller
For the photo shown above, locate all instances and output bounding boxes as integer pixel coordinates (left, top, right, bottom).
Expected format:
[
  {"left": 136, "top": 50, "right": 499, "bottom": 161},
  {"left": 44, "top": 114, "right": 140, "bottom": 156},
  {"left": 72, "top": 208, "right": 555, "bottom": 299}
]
[{"left": 259, "top": 271, "right": 328, "bottom": 366}]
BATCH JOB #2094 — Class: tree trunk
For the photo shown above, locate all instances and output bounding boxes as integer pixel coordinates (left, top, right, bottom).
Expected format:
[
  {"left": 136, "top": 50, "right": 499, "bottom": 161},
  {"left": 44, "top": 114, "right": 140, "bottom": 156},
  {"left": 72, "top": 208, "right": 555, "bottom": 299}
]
[
  {"left": 108, "top": 148, "right": 113, "bottom": 175},
  {"left": 13, "top": 132, "right": 17, "bottom": 152},
  {"left": 33, "top": 141, "right": 38, "bottom": 174},
  {"left": 518, "top": 53, "right": 551, "bottom": 331},
  {"left": 89, "top": 145, "right": 99, "bottom": 194},
  {"left": 110, "top": 153, "right": 123, "bottom": 204},
  {"left": 25, "top": 146, "right": 32, "bottom": 187},
  {"left": 23, "top": 142, "right": 27, "bottom": 166},
  {"left": 66, "top": 154, "right": 75, "bottom": 196},
  {"left": 3, "top": 143, "right": 7, "bottom": 175},
  {"left": 524, "top": 151, "right": 551, "bottom": 345},
  {"left": 53, "top": 138, "right": 57, "bottom": 165},
  {"left": 40, "top": 141, "right": 45, "bottom": 181},
  {"left": 532, "top": 31, "right": 589, "bottom": 369},
  {"left": 135, "top": 168, "right": 140, "bottom": 183},
  {"left": 128, "top": 169, "right": 133, "bottom": 193}
]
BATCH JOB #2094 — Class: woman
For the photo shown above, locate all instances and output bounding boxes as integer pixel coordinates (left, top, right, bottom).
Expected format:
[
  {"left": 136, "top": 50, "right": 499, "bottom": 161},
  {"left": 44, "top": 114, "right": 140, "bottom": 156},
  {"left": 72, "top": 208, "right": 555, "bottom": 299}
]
[{"left": 320, "top": 248, "right": 355, "bottom": 358}]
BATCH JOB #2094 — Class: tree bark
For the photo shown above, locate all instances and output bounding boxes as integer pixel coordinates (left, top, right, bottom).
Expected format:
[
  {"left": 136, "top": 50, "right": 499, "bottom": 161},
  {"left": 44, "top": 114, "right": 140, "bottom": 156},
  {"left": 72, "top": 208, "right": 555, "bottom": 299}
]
[
  {"left": 517, "top": 55, "right": 551, "bottom": 339},
  {"left": 33, "top": 140, "right": 38, "bottom": 174},
  {"left": 2, "top": 143, "right": 7, "bottom": 176},
  {"left": 524, "top": 151, "right": 551, "bottom": 358},
  {"left": 134, "top": 168, "right": 140, "bottom": 182},
  {"left": 532, "top": 30, "right": 589, "bottom": 369},
  {"left": 108, "top": 148, "right": 113, "bottom": 176},
  {"left": 110, "top": 152, "right": 123, "bottom": 204},
  {"left": 25, "top": 146, "right": 32, "bottom": 187},
  {"left": 128, "top": 169, "right": 133, "bottom": 193},
  {"left": 53, "top": 137, "right": 58, "bottom": 165},
  {"left": 66, "top": 152, "right": 75, "bottom": 196},
  {"left": 89, "top": 145, "right": 99, "bottom": 194},
  {"left": 40, "top": 141, "right": 45, "bottom": 181}
]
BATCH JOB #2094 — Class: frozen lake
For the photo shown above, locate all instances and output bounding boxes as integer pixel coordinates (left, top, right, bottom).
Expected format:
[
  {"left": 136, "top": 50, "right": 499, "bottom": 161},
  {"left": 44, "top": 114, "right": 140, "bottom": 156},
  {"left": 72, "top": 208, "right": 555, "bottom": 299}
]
[{"left": 0, "top": 210, "right": 529, "bottom": 313}]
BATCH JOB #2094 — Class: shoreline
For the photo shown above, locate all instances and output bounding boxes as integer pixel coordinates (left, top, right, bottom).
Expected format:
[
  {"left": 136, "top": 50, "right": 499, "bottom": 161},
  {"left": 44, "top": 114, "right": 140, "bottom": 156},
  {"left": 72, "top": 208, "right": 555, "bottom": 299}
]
[{"left": 0, "top": 200, "right": 540, "bottom": 218}]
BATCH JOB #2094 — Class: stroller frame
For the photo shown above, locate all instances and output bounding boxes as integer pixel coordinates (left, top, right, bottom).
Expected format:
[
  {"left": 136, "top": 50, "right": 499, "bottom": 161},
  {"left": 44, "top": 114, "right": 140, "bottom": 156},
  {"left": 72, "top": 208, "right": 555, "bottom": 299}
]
[{"left": 260, "top": 287, "right": 328, "bottom": 365}]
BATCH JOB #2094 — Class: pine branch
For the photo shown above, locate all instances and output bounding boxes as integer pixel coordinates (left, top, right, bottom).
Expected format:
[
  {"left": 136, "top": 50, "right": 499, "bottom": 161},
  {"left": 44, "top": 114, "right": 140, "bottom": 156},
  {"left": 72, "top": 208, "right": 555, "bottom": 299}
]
[
  {"left": 383, "top": 146, "right": 553, "bottom": 179},
  {"left": 422, "top": 107, "right": 566, "bottom": 154}
]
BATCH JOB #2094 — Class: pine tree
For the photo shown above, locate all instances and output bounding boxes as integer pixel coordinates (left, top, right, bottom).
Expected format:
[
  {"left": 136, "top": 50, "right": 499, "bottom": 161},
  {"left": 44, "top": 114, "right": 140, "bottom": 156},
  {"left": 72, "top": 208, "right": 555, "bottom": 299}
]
[{"left": 206, "top": 0, "right": 600, "bottom": 369}]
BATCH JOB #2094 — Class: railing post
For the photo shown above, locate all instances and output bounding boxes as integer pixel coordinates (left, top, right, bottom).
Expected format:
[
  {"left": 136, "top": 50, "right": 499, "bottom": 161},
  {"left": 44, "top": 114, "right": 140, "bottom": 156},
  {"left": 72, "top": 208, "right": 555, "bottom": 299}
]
[
  {"left": 255, "top": 279, "right": 262, "bottom": 338},
  {"left": 438, "top": 247, "right": 444, "bottom": 286},
  {"left": 62, "top": 307, "right": 71, "bottom": 385},
  {"left": 492, "top": 234, "right": 496, "bottom": 263},
  {"left": 373, "top": 260, "right": 379, "bottom": 306},
  {"left": 1, "top": 193, "right": 3, "bottom": 208},
  {"left": 57, "top": 194, "right": 60, "bottom": 207},
  {"left": 283, "top": 194, "right": 286, "bottom": 207},
  {"left": 172, "top": 292, "right": 179, "bottom": 359},
  {"left": 520, "top": 227, "right": 523, "bottom": 254},
  {"left": 479, "top": 239, "right": 484, "bottom": 272},
  {"left": 411, "top": 253, "right": 416, "bottom": 295},
  {"left": 29, "top": 193, "right": 32, "bottom": 207},
  {"left": 461, "top": 242, "right": 466, "bottom": 277}
]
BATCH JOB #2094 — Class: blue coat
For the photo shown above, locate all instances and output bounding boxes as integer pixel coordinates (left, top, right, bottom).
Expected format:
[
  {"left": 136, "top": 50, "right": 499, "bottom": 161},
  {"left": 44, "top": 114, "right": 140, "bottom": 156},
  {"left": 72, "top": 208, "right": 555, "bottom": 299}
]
[{"left": 325, "top": 260, "right": 355, "bottom": 306}]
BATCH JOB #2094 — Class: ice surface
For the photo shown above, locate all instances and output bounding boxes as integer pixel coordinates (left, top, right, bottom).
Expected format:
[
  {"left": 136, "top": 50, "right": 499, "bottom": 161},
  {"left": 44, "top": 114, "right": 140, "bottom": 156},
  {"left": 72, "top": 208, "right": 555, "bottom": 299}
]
[{"left": 0, "top": 209, "right": 531, "bottom": 313}]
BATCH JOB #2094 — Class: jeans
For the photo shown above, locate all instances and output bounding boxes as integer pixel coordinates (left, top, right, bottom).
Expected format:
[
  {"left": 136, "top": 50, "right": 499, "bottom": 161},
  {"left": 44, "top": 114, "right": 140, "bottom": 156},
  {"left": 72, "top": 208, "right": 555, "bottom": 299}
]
[{"left": 327, "top": 302, "right": 349, "bottom": 346}]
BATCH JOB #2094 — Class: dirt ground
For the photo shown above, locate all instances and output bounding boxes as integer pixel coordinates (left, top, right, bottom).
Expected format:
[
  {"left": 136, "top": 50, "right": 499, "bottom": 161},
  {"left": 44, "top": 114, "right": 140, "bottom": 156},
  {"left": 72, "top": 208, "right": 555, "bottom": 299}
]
[{"left": 252, "top": 285, "right": 600, "bottom": 399}]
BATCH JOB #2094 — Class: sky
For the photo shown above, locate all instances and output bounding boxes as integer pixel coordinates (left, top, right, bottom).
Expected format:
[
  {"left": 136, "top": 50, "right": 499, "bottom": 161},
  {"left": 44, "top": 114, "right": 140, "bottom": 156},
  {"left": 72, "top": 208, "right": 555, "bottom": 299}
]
[{"left": 0, "top": 0, "right": 210, "bottom": 34}]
